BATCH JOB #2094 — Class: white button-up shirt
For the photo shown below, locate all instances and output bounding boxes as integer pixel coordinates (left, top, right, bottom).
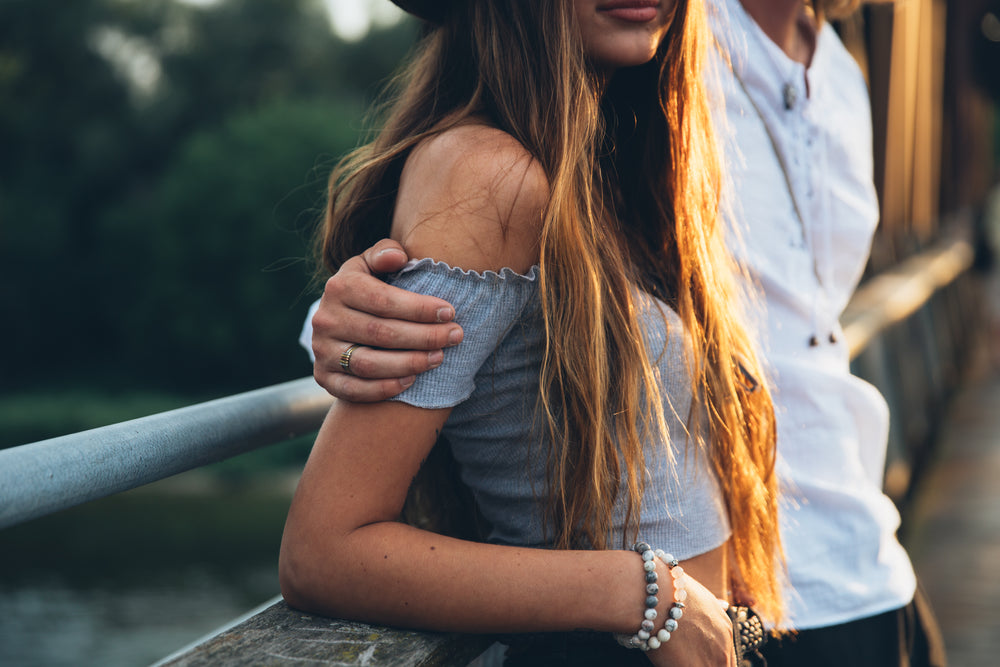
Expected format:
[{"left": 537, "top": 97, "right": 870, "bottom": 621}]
[{"left": 712, "top": 0, "right": 916, "bottom": 629}]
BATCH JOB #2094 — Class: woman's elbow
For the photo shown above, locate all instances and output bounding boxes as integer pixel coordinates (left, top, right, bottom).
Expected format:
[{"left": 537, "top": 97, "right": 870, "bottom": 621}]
[
  {"left": 278, "top": 535, "right": 339, "bottom": 615},
  {"left": 278, "top": 540, "right": 313, "bottom": 612},
  {"left": 279, "top": 540, "right": 373, "bottom": 622}
]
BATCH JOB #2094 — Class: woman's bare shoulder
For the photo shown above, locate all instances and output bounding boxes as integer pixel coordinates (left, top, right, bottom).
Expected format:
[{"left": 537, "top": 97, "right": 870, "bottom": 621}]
[{"left": 393, "top": 123, "right": 549, "bottom": 274}]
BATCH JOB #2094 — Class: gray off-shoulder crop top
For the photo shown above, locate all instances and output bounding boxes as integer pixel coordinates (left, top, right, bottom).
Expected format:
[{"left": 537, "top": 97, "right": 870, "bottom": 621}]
[{"left": 388, "top": 259, "right": 730, "bottom": 558}]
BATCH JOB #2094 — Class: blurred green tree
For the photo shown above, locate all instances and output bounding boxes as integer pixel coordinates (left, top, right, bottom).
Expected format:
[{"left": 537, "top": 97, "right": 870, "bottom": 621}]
[
  {"left": 100, "top": 97, "right": 364, "bottom": 390},
  {"left": 0, "top": 0, "right": 417, "bottom": 395},
  {"left": 0, "top": 0, "right": 138, "bottom": 390}
]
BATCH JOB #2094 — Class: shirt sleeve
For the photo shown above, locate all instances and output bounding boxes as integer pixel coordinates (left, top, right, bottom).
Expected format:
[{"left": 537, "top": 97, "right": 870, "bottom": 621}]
[
  {"left": 387, "top": 258, "right": 539, "bottom": 409},
  {"left": 299, "top": 299, "right": 320, "bottom": 362}
]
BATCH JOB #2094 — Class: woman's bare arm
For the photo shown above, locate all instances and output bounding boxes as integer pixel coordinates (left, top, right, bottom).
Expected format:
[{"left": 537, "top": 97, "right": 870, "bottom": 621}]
[
  {"left": 281, "top": 399, "right": 649, "bottom": 632},
  {"left": 279, "top": 398, "right": 735, "bottom": 667}
]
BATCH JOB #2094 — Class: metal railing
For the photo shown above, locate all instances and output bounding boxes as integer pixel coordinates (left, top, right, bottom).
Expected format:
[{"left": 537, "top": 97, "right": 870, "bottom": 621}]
[
  {"left": 842, "top": 235, "right": 974, "bottom": 359},
  {"left": 0, "top": 378, "right": 332, "bottom": 530}
]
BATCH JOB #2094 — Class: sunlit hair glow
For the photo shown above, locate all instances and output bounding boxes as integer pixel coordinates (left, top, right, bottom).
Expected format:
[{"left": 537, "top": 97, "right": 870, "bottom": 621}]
[{"left": 319, "top": 0, "right": 783, "bottom": 623}]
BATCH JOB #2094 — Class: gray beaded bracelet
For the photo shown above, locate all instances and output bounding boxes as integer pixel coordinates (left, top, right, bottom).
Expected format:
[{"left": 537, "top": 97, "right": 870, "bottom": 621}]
[{"left": 612, "top": 542, "right": 687, "bottom": 651}]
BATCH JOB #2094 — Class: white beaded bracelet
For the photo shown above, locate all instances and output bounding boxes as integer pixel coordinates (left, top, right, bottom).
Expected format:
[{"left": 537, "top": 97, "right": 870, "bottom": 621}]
[{"left": 612, "top": 542, "right": 687, "bottom": 651}]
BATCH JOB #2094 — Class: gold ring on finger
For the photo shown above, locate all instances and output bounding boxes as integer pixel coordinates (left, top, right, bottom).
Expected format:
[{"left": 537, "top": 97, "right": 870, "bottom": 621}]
[{"left": 339, "top": 343, "right": 361, "bottom": 374}]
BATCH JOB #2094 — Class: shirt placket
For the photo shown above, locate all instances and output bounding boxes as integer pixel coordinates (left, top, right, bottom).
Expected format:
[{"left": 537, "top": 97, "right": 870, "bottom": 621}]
[{"left": 785, "top": 87, "right": 838, "bottom": 348}]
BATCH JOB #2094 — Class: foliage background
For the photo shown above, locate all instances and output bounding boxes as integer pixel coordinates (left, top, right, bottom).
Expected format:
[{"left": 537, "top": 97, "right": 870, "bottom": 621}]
[{"left": 0, "top": 0, "right": 418, "bottom": 446}]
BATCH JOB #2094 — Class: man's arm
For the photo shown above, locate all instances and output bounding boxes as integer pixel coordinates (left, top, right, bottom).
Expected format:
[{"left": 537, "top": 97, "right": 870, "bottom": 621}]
[{"left": 309, "top": 239, "right": 464, "bottom": 402}]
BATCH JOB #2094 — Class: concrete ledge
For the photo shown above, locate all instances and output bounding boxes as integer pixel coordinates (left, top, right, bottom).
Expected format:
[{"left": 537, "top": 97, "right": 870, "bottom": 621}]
[{"left": 157, "top": 598, "right": 492, "bottom": 667}]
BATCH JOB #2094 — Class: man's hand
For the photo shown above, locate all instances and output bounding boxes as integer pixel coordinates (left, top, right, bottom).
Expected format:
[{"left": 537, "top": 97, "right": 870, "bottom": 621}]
[{"left": 311, "top": 239, "right": 464, "bottom": 402}]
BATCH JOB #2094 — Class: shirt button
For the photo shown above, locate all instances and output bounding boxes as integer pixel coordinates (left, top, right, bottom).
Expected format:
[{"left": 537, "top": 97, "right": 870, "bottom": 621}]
[{"left": 783, "top": 83, "right": 798, "bottom": 110}]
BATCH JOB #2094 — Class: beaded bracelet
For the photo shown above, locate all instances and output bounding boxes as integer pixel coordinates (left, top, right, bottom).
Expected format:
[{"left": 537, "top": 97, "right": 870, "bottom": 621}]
[{"left": 612, "top": 542, "right": 687, "bottom": 651}]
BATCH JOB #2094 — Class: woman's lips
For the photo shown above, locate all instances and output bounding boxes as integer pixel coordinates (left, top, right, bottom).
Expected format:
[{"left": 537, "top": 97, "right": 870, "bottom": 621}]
[{"left": 597, "top": 0, "right": 659, "bottom": 22}]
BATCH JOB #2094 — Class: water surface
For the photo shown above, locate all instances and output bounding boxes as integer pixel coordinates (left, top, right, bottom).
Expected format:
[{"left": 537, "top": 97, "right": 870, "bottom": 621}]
[{"left": 0, "top": 473, "right": 293, "bottom": 666}]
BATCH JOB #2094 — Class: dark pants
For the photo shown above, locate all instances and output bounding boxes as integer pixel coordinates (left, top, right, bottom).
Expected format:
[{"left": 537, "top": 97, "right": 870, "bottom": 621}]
[
  {"left": 502, "top": 589, "right": 946, "bottom": 666},
  {"left": 502, "top": 632, "right": 650, "bottom": 666},
  {"left": 761, "top": 588, "right": 947, "bottom": 667}
]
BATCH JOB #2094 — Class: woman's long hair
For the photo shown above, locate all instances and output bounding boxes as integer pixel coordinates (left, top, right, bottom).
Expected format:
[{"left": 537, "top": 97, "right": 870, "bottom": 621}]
[{"left": 319, "top": 0, "right": 783, "bottom": 623}]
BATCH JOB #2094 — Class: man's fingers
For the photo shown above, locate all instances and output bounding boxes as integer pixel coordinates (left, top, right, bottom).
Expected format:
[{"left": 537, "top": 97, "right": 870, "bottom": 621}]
[
  {"left": 315, "top": 345, "right": 446, "bottom": 402},
  {"left": 361, "top": 317, "right": 462, "bottom": 350},
  {"left": 312, "top": 343, "right": 446, "bottom": 401},
  {"left": 332, "top": 345, "right": 445, "bottom": 380},
  {"left": 362, "top": 239, "right": 410, "bottom": 274},
  {"left": 322, "top": 270, "right": 458, "bottom": 325},
  {"left": 320, "top": 372, "right": 418, "bottom": 403},
  {"left": 310, "top": 241, "right": 463, "bottom": 401},
  {"left": 314, "top": 303, "right": 461, "bottom": 351}
]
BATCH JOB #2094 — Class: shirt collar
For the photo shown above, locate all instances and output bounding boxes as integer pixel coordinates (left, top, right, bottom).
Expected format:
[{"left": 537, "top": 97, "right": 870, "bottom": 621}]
[{"left": 711, "top": 0, "right": 827, "bottom": 115}]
